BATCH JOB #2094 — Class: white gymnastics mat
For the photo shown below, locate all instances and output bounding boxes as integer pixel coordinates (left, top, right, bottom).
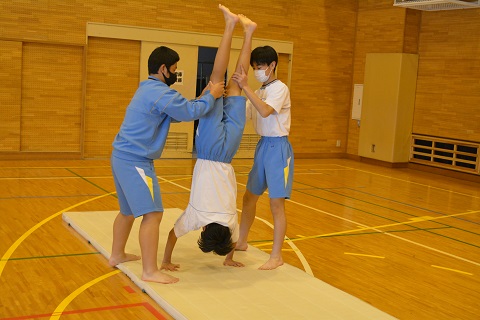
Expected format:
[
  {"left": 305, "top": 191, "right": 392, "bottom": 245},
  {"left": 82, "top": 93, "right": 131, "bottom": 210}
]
[{"left": 63, "top": 209, "right": 396, "bottom": 320}]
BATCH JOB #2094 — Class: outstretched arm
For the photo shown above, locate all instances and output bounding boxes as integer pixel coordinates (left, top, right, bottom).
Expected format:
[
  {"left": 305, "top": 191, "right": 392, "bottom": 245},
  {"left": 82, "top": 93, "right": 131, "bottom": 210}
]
[
  {"left": 161, "top": 228, "right": 180, "bottom": 271},
  {"left": 223, "top": 242, "right": 245, "bottom": 267}
]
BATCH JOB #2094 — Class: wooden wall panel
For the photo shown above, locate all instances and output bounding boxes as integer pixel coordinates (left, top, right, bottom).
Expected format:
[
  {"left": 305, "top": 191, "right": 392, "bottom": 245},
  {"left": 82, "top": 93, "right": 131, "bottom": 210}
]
[
  {"left": 21, "top": 43, "right": 83, "bottom": 152},
  {"left": 414, "top": 9, "right": 480, "bottom": 142},
  {"left": 1, "top": 1, "right": 479, "bottom": 160},
  {"left": 403, "top": 9, "right": 421, "bottom": 54},
  {"left": 287, "top": 1, "right": 357, "bottom": 156},
  {"left": 0, "top": 0, "right": 358, "bottom": 159},
  {"left": 0, "top": 41, "right": 22, "bottom": 151},
  {"left": 84, "top": 38, "right": 140, "bottom": 159}
]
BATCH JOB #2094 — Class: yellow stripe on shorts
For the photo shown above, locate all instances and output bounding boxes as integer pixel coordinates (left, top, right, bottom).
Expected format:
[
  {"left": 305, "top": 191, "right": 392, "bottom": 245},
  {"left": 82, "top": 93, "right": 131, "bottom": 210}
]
[{"left": 284, "top": 157, "right": 291, "bottom": 187}]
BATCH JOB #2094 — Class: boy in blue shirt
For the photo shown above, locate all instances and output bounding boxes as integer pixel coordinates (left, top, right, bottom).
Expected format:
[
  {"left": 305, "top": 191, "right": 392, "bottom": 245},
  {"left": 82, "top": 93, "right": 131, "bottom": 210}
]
[
  {"left": 109, "top": 29, "right": 224, "bottom": 283},
  {"left": 161, "top": 6, "right": 257, "bottom": 271}
]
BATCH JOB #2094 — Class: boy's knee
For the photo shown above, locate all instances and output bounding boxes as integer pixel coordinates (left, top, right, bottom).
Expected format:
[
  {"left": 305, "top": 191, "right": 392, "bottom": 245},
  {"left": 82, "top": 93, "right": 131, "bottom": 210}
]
[{"left": 142, "top": 211, "right": 163, "bottom": 222}]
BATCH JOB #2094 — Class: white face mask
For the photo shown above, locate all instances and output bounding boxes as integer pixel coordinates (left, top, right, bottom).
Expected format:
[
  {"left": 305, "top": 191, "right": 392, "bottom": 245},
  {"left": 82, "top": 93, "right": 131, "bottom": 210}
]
[{"left": 254, "top": 66, "right": 273, "bottom": 83}]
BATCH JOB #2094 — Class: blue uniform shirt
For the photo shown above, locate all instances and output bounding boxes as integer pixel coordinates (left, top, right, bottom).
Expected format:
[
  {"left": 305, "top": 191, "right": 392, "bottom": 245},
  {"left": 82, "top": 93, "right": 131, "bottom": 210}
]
[{"left": 112, "top": 76, "right": 215, "bottom": 161}]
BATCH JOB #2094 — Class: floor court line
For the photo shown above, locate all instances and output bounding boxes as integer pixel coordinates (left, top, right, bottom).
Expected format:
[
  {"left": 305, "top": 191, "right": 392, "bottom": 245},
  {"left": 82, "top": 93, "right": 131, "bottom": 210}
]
[
  {"left": 266, "top": 193, "right": 480, "bottom": 267},
  {"left": 0, "top": 192, "right": 116, "bottom": 278},
  {"left": 294, "top": 186, "right": 480, "bottom": 242},
  {"left": 49, "top": 270, "right": 122, "bottom": 320},
  {"left": 336, "top": 164, "right": 480, "bottom": 199},
  {"left": 292, "top": 187, "right": 480, "bottom": 247},
  {"left": 0, "top": 302, "right": 166, "bottom": 320}
]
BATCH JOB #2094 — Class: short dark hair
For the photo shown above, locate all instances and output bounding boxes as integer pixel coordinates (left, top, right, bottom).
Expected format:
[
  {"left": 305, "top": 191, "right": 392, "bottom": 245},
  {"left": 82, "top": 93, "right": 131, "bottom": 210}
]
[
  {"left": 148, "top": 46, "right": 179, "bottom": 75},
  {"left": 197, "top": 223, "right": 234, "bottom": 256},
  {"left": 250, "top": 45, "right": 278, "bottom": 71}
]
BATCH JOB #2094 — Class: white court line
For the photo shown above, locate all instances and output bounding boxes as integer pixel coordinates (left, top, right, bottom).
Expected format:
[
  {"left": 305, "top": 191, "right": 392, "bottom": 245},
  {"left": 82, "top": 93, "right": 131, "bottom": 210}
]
[
  {"left": 281, "top": 195, "right": 480, "bottom": 267},
  {"left": 334, "top": 164, "right": 480, "bottom": 199}
]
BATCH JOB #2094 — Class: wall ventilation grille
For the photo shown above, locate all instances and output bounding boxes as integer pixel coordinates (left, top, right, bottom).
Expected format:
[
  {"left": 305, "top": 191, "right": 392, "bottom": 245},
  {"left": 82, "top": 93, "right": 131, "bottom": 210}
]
[
  {"left": 164, "top": 132, "right": 188, "bottom": 151},
  {"left": 238, "top": 134, "right": 261, "bottom": 151},
  {"left": 410, "top": 135, "right": 480, "bottom": 175},
  {"left": 394, "top": 0, "right": 480, "bottom": 11}
]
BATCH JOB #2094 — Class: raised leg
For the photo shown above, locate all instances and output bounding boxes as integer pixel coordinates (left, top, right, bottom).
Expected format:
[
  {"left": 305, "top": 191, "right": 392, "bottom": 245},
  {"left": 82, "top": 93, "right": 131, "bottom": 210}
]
[
  {"left": 226, "top": 14, "right": 257, "bottom": 97},
  {"left": 210, "top": 5, "right": 239, "bottom": 84}
]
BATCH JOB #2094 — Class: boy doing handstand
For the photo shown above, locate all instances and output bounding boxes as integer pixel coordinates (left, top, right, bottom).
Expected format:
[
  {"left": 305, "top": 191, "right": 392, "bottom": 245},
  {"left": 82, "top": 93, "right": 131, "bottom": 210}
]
[{"left": 161, "top": 5, "right": 257, "bottom": 271}]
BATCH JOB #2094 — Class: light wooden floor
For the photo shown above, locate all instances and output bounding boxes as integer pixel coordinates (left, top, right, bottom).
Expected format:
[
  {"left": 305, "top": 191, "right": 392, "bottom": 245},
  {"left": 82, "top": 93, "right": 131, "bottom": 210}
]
[{"left": 0, "top": 158, "right": 479, "bottom": 320}]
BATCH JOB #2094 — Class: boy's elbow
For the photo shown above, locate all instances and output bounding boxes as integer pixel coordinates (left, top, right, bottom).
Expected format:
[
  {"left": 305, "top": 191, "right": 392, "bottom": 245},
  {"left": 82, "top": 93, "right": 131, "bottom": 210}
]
[{"left": 261, "top": 108, "right": 275, "bottom": 118}]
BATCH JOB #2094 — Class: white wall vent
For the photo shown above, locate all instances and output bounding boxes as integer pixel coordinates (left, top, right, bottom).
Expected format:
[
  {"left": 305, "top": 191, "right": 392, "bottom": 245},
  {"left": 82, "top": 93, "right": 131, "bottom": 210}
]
[{"left": 394, "top": 0, "right": 480, "bottom": 11}]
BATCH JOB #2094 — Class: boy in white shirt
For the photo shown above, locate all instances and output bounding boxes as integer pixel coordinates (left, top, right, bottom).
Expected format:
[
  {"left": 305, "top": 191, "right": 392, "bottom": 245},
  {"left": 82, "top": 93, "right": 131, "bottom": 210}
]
[{"left": 230, "top": 45, "right": 294, "bottom": 270}]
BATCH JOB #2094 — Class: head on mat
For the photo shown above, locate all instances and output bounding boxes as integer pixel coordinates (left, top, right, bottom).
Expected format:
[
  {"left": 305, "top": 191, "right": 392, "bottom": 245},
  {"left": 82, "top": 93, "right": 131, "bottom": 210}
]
[{"left": 197, "top": 223, "right": 235, "bottom": 256}]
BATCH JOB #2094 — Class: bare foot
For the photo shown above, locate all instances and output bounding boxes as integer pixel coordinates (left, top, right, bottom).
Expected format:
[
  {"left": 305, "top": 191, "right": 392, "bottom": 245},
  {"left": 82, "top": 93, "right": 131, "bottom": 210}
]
[
  {"left": 238, "top": 14, "right": 257, "bottom": 34},
  {"left": 219, "top": 4, "right": 239, "bottom": 27},
  {"left": 258, "top": 257, "right": 284, "bottom": 270},
  {"left": 108, "top": 253, "right": 141, "bottom": 267},
  {"left": 235, "top": 242, "right": 248, "bottom": 251},
  {"left": 142, "top": 270, "right": 179, "bottom": 284},
  {"left": 224, "top": 259, "right": 245, "bottom": 267}
]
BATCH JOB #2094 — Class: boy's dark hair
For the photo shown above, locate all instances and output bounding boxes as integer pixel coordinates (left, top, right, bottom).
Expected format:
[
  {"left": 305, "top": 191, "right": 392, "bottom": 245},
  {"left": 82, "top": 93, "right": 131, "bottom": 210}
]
[
  {"left": 250, "top": 45, "right": 278, "bottom": 71},
  {"left": 148, "top": 46, "right": 180, "bottom": 75},
  {"left": 197, "top": 223, "right": 234, "bottom": 256}
]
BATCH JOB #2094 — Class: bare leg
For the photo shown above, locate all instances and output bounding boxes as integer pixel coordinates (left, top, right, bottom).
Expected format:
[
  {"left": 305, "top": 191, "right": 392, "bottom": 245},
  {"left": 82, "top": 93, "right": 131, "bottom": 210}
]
[
  {"left": 210, "top": 4, "right": 239, "bottom": 84},
  {"left": 236, "top": 189, "right": 260, "bottom": 251},
  {"left": 140, "top": 211, "right": 179, "bottom": 284},
  {"left": 109, "top": 212, "right": 141, "bottom": 266},
  {"left": 226, "top": 14, "right": 256, "bottom": 97},
  {"left": 259, "top": 198, "right": 286, "bottom": 270}
]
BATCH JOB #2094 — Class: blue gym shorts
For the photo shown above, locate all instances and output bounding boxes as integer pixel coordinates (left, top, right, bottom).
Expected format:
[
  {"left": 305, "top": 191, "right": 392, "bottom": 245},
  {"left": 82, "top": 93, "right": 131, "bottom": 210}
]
[
  {"left": 111, "top": 154, "right": 164, "bottom": 217},
  {"left": 246, "top": 136, "right": 294, "bottom": 199}
]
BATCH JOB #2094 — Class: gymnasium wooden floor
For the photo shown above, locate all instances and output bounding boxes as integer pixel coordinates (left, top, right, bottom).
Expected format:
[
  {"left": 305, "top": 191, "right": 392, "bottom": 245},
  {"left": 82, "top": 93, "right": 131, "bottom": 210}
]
[{"left": 0, "top": 158, "right": 479, "bottom": 320}]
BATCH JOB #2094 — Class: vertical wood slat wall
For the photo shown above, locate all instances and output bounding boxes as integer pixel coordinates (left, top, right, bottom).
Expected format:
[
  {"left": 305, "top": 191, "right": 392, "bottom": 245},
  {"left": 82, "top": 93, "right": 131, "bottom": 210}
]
[
  {"left": 84, "top": 38, "right": 140, "bottom": 159},
  {"left": 0, "top": 41, "right": 22, "bottom": 151},
  {"left": 22, "top": 43, "right": 83, "bottom": 153},
  {"left": 0, "top": 1, "right": 479, "bottom": 161},
  {"left": 414, "top": 9, "right": 480, "bottom": 143}
]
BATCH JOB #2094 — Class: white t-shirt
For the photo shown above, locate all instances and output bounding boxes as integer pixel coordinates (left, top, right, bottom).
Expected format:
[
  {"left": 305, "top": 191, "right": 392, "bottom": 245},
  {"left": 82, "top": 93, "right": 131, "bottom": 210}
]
[
  {"left": 246, "top": 79, "right": 291, "bottom": 137},
  {"left": 174, "top": 159, "right": 239, "bottom": 242}
]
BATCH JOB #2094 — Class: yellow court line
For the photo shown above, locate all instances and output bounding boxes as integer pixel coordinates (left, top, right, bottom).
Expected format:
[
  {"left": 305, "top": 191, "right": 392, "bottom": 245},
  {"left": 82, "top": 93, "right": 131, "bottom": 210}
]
[
  {"left": 0, "top": 191, "right": 117, "bottom": 278},
  {"left": 344, "top": 252, "right": 385, "bottom": 259},
  {"left": 49, "top": 270, "right": 122, "bottom": 320},
  {"left": 0, "top": 175, "right": 196, "bottom": 278},
  {"left": 254, "top": 210, "right": 479, "bottom": 247},
  {"left": 257, "top": 248, "right": 296, "bottom": 252},
  {"left": 431, "top": 265, "right": 473, "bottom": 276}
]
